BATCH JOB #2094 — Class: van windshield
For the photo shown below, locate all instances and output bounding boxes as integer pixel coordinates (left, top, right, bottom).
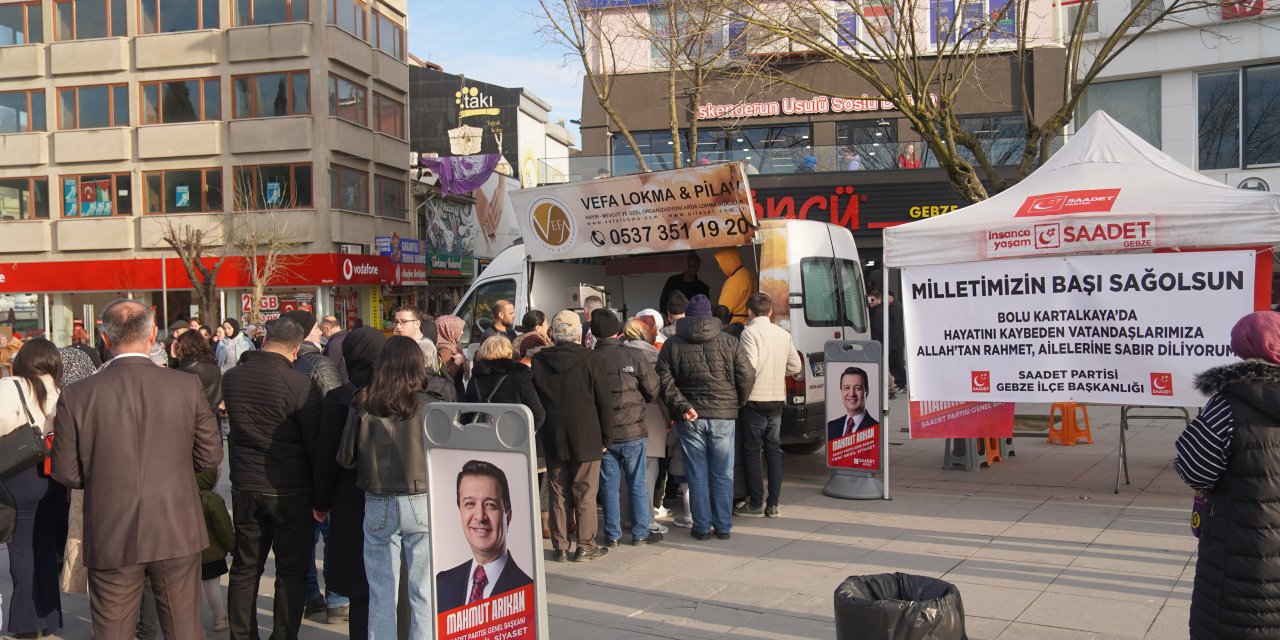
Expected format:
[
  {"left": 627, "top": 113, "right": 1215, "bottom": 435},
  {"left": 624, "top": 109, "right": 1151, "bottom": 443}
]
[{"left": 456, "top": 278, "right": 516, "bottom": 347}]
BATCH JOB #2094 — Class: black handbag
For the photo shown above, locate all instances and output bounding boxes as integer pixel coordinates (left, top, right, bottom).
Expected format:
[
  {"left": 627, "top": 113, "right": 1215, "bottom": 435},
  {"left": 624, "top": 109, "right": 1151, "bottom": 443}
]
[{"left": 0, "top": 380, "right": 51, "bottom": 478}]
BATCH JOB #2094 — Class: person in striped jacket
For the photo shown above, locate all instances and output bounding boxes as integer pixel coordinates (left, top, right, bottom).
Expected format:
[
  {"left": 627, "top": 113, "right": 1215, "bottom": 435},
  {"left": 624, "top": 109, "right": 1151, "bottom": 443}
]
[{"left": 1174, "top": 310, "right": 1280, "bottom": 640}]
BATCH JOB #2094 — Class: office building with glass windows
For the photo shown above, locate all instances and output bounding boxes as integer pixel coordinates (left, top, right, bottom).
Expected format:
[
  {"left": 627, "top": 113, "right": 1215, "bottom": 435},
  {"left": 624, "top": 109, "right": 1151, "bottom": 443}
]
[{"left": 0, "top": 0, "right": 411, "bottom": 342}]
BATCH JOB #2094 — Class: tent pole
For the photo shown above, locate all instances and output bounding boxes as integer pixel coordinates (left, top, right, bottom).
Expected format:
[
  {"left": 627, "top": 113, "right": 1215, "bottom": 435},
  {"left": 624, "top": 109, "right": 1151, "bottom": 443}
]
[{"left": 883, "top": 266, "right": 891, "bottom": 500}]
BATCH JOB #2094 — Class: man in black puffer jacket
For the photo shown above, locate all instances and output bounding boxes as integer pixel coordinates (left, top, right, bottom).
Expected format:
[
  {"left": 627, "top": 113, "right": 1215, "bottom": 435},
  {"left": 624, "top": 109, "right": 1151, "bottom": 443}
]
[
  {"left": 592, "top": 309, "right": 662, "bottom": 547},
  {"left": 656, "top": 294, "right": 754, "bottom": 541},
  {"left": 221, "top": 317, "right": 324, "bottom": 639},
  {"left": 533, "top": 310, "right": 613, "bottom": 563}
]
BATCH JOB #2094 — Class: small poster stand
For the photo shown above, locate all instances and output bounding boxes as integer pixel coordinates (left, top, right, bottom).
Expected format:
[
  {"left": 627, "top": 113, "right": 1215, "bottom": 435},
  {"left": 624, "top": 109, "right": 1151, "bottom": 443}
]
[{"left": 823, "top": 341, "right": 889, "bottom": 500}]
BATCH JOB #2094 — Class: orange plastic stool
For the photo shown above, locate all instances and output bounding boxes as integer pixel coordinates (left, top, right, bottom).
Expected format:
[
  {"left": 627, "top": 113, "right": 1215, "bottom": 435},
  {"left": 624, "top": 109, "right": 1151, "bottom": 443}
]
[
  {"left": 977, "top": 437, "right": 1003, "bottom": 467},
  {"left": 1048, "top": 402, "right": 1093, "bottom": 445}
]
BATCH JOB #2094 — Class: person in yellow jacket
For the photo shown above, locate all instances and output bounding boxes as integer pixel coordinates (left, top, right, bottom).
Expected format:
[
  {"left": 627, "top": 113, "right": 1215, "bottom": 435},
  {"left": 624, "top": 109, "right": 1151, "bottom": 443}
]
[{"left": 714, "top": 247, "right": 753, "bottom": 324}]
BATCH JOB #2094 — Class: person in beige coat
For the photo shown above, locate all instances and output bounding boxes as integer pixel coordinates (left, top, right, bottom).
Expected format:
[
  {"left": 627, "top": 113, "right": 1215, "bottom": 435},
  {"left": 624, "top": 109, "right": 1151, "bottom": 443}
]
[
  {"left": 51, "top": 299, "right": 224, "bottom": 640},
  {"left": 734, "top": 293, "right": 802, "bottom": 519}
]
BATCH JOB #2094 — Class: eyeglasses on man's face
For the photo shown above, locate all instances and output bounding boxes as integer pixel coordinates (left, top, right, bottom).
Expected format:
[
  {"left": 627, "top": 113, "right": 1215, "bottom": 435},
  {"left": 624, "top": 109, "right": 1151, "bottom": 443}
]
[{"left": 393, "top": 318, "right": 420, "bottom": 325}]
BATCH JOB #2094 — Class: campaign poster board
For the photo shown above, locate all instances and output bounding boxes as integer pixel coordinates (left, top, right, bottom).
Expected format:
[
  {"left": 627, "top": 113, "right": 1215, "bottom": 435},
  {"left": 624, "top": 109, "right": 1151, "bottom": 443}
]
[
  {"left": 908, "top": 401, "right": 1014, "bottom": 439},
  {"left": 509, "top": 163, "right": 757, "bottom": 262},
  {"left": 902, "top": 251, "right": 1255, "bottom": 406},
  {"left": 825, "top": 341, "right": 883, "bottom": 474},
  {"left": 425, "top": 403, "right": 545, "bottom": 640}
]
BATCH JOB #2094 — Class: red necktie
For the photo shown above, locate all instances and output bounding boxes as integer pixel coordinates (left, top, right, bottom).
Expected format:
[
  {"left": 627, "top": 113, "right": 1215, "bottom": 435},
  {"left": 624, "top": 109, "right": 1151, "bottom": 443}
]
[
  {"left": 844, "top": 416, "right": 856, "bottom": 437},
  {"left": 468, "top": 565, "right": 488, "bottom": 604}
]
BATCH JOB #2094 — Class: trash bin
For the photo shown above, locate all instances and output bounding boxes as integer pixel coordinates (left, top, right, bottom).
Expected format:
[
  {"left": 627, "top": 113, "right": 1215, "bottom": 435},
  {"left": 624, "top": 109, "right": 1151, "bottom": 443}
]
[{"left": 834, "top": 572, "right": 966, "bottom": 640}]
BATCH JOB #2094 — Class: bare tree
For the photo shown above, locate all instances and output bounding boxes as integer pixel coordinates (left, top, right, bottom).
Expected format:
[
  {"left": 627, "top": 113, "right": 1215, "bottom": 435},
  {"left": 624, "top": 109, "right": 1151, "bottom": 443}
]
[
  {"left": 229, "top": 171, "right": 303, "bottom": 325},
  {"left": 159, "top": 219, "right": 230, "bottom": 327},
  {"left": 714, "top": 0, "right": 1260, "bottom": 203}
]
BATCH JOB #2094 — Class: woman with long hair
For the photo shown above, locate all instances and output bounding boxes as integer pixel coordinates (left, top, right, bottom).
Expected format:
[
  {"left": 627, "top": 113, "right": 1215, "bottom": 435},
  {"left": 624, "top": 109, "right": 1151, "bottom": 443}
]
[
  {"left": 514, "top": 310, "right": 551, "bottom": 366},
  {"left": 355, "top": 336, "right": 455, "bottom": 638},
  {"left": 174, "top": 330, "right": 223, "bottom": 415},
  {"left": 434, "top": 315, "right": 469, "bottom": 399},
  {"left": 0, "top": 338, "right": 66, "bottom": 636}
]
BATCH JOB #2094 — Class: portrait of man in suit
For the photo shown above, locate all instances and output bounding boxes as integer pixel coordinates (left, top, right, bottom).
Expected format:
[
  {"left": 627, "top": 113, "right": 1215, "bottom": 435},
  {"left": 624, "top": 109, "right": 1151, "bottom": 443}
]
[
  {"left": 435, "top": 460, "right": 534, "bottom": 613},
  {"left": 827, "top": 366, "right": 879, "bottom": 441}
]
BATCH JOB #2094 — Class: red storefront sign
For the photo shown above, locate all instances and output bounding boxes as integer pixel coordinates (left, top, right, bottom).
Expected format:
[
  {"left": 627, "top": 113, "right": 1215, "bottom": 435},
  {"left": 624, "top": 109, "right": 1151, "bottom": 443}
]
[{"left": 0, "top": 253, "right": 403, "bottom": 293}]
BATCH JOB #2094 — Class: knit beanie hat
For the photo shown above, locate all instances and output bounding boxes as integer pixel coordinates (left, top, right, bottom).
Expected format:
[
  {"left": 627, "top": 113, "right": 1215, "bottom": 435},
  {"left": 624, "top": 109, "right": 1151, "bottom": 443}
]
[
  {"left": 667, "top": 291, "right": 688, "bottom": 316},
  {"left": 590, "top": 309, "right": 623, "bottom": 339},
  {"left": 687, "top": 294, "right": 713, "bottom": 317},
  {"left": 1231, "top": 311, "right": 1280, "bottom": 365}
]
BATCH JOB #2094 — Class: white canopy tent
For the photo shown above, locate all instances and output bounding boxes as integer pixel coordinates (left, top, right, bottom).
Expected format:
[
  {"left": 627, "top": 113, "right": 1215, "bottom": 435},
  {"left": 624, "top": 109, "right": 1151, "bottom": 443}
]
[{"left": 883, "top": 112, "right": 1280, "bottom": 267}]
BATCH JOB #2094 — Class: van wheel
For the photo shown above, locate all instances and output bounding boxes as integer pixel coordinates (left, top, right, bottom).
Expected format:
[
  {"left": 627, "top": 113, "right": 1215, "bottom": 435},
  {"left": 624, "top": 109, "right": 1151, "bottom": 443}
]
[{"left": 782, "top": 442, "right": 824, "bottom": 455}]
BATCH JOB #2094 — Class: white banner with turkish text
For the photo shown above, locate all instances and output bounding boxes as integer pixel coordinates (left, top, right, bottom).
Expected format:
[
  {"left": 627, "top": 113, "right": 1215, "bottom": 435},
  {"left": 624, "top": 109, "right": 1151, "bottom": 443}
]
[{"left": 902, "top": 251, "right": 1255, "bottom": 406}]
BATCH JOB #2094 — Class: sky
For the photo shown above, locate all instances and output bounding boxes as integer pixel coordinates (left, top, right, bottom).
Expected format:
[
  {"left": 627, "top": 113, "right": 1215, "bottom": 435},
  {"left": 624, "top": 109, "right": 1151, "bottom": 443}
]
[{"left": 407, "top": 0, "right": 586, "bottom": 144}]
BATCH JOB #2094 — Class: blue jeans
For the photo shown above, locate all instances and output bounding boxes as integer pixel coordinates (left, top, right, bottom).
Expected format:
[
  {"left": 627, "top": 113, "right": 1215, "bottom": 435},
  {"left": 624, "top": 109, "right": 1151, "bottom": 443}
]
[
  {"left": 740, "top": 407, "right": 783, "bottom": 508},
  {"left": 306, "top": 517, "right": 351, "bottom": 607},
  {"left": 364, "top": 493, "right": 432, "bottom": 640},
  {"left": 600, "top": 437, "right": 650, "bottom": 541},
  {"left": 678, "top": 419, "right": 735, "bottom": 535}
]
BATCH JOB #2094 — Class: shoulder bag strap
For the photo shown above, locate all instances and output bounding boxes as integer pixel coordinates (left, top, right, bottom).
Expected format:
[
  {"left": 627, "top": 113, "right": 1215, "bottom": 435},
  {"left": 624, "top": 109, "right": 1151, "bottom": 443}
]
[
  {"left": 12, "top": 380, "right": 37, "bottom": 426},
  {"left": 483, "top": 375, "right": 508, "bottom": 403}
]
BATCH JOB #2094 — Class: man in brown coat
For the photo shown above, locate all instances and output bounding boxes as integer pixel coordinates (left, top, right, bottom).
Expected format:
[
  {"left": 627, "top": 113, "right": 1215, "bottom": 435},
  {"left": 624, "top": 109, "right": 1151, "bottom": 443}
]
[{"left": 52, "top": 299, "right": 224, "bottom": 639}]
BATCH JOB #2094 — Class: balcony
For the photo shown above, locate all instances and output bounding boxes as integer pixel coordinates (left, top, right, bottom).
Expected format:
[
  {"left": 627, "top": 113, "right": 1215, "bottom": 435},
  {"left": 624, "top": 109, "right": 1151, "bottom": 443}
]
[
  {"left": 0, "top": 44, "right": 45, "bottom": 80},
  {"left": 138, "top": 121, "right": 222, "bottom": 159},
  {"left": 135, "top": 30, "right": 222, "bottom": 69},
  {"left": 56, "top": 217, "right": 134, "bottom": 252},
  {"left": 328, "top": 117, "right": 373, "bottom": 160},
  {"left": 50, "top": 38, "right": 129, "bottom": 75},
  {"left": 229, "top": 116, "right": 312, "bottom": 153},
  {"left": 0, "top": 133, "right": 48, "bottom": 167},
  {"left": 372, "top": 132, "right": 407, "bottom": 169},
  {"left": 325, "top": 25, "right": 372, "bottom": 76},
  {"left": 0, "top": 220, "right": 51, "bottom": 253},
  {"left": 228, "top": 22, "right": 312, "bottom": 62},
  {"left": 52, "top": 128, "right": 131, "bottom": 164},
  {"left": 372, "top": 50, "right": 408, "bottom": 93}
]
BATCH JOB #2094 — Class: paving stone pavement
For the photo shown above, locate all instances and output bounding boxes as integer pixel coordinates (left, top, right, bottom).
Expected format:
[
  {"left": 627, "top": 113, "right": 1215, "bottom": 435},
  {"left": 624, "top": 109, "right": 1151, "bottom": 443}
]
[{"left": 0, "top": 401, "right": 1196, "bottom": 639}]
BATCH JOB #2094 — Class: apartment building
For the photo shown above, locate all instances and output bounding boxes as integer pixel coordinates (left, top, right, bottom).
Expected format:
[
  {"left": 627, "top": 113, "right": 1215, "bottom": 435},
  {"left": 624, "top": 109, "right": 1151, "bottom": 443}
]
[{"left": 0, "top": 0, "right": 410, "bottom": 341}]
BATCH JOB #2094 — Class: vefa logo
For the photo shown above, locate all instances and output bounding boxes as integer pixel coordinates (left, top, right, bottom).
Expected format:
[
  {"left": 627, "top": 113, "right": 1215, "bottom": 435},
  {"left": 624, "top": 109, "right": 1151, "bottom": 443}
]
[
  {"left": 1034, "top": 223, "right": 1060, "bottom": 249},
  {"left": 1015, "top": 189, "right": 1122, "bottom": 217},
  {"left": 1151, "top": 373, "right": 1173, "bottom": 396},
  {"left": 529, "top": 198, "right": 576, "bottom": 254},
  {"left": 972, "top": 371, "right": 991, "bottom": 393}
]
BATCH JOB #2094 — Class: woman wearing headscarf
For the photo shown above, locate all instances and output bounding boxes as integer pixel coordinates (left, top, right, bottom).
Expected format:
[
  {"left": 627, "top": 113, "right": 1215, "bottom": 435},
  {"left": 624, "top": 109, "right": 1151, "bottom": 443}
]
[
  {"left": 634, "top": 309, "right": 665, "bottom": 346},
  {"left": 515, "top": 310, "right": 551, "bottom": 366},
  {"left": 434, "top": 314, "right": 469, "bottom": 400},
  {"left": 0, "top": 338, "right": 66, "bottom": 636},
  {"left": 313, "top": 327, "right": 385, "bottom": 640},
  {"left": 215, "top": 318, "right": 255, "bottom": 373},
  {"left": 1177, "top": 311, "right": 1280, "bottom": 640},
  {"left": 69, "top": 327, "right": 101, "bottom": 368},
  {"left": 624, "top": 318, "right": 673, "bottom": 529}
]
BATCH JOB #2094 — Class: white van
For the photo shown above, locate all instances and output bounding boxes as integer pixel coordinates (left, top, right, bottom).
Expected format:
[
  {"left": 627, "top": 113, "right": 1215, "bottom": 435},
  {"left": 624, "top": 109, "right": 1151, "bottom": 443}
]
[{"left": 452, "top": 217, "right": 868, "bottom": 453}]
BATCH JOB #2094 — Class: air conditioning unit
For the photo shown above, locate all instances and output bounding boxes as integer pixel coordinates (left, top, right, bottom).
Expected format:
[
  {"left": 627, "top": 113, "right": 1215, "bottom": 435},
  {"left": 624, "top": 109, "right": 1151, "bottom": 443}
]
[{"left": 338, "top": 244, "right": 365, "bottom": 255}]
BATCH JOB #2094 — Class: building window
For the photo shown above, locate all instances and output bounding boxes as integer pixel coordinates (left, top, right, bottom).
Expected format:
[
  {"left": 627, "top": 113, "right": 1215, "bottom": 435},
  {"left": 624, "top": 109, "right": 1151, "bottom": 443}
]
[
  {"left": 144, "top": 168, "right": 222, "bottom": 213},
  {"left": 330, "top": 164, "right": 368, "bottom": 213},
  {"left": 860, "top": 0, "right": 896, "bottom": 45},
  {"left": 58, "top": 84, "right": 129, "bottom": 129},
  {"left": 141, "top": 78, "right": 220, "bottom": 124},
  {"left": 1062, "top": 0, "right": 1098, "bottom": 35},
  {"left": 140, "top": 0, "right": 218, "bottom": 33},
  {"left": 1131, "top": 0, "right": 1164, "bottom": 28},
  {"left": 836, "top": 119, "right": 898, "bottom": 170},
  {"left": 54, "top": 0, "right": 126, "bottom": 40},
  {"left": 233, "top": 71, "right": 309, "bottom": 118},
  {"left": 62, "top": 173, "right": 132, "bottom": 217},
  {"left": 0, "top": 2, "right": 43, "bottom": 45},
  {"left": 375, "top": 175, "right": 404, "bottom": 218},
  {"left": 932, "top": 0, "right": 1016, "bottom": 45},
  {"left": 1197, "top": 66, "right": 1280, "bottom": 170},
  {"left": 372, "top": 11, "right": 402, "bottom": 60},
  {"left": 1244, "top": 65, "right": 1280, "bottom": 167},
  {"left": 329, "top": 0, "right": 364, "bottom": 39},
  {"left": 0, "top": 89, "right": 46, "bottom": 133},
  {"left": 233, "top": 0, "right": 306, "bottom": 26},
  {"left": 328, "top": 74, "right": 366, "bottom": 126},
  {"left": 0, "top": 177, "right": 49, "bottom": 220},
  {"left": 372, "top": 92, "right": 403, "bottom": 138},
  {"left": 1078, "top": 77, "right": 1161, "bottom": 148},
  {"left": 234, "top": 163, "right": 312, "bottom": 209},
  {"left": 955, "top": 113, "right": 1024, "bottom": 167}
]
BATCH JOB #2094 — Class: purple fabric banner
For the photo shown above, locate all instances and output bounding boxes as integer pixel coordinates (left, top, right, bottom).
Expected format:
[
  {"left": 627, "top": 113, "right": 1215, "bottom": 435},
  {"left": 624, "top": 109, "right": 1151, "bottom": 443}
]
[{"left": 419, "top": 154, "right": 502, "bottom": 196}]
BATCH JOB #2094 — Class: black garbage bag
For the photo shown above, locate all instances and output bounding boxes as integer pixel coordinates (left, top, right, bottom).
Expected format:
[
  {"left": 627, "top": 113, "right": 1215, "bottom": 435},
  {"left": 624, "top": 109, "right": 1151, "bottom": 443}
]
[{"left": 834, "top": 572, "right": 967, "bottom": 640}]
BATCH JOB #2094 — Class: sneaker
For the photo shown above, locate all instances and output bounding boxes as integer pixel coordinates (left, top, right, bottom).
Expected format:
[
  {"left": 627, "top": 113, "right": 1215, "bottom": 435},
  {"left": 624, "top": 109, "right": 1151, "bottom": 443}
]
[
  {"left": 632, "top": 531, "right": 664, "bottom": 546},
  {"left": 326, "top": 604, "right": 350, "bottom": 624},
  {"left": 574, "top": 546, "right": 609, "bottom": 561},
  {"left": 672, "top": 516, "right": 693, "bottom": 528},
  {"left": 653, "top": 506, "right": 672, "bottom": 520},
  {"left": 765, "top": 505, "right": 781, "bottom": 518},
  {"left": 604, "top": 539, "right": 620, "bottom": 548},
  {"left": 650, "top": 522, "right": 669, "bottom": 534},
  {"left": 690, "top": 530, "right": 711, "bottom": 541},
  {"left": 212, "top": 616, "right": 229, "bottom": 632},
  {"left": 733, "top": 503, "right": 765, "bottom": 518},
  {"left": 304, "top": 596, "right": 327, "bottom": 616},
  {"left": 553, "top": 550, "right": 569, "bottom": 563}
]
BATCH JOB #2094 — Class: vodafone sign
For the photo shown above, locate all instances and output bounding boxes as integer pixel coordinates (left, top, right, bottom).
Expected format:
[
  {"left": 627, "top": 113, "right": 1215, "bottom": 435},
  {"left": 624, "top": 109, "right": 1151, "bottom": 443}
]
[{"left": 1015, "top": 189, "right": 1121, "bottom": 217}]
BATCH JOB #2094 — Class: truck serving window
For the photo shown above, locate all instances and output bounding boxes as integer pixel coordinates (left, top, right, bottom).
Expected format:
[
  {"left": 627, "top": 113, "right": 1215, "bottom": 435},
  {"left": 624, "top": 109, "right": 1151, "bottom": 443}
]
[{"left": 457, "top": 278, "right": 516, "bottom": 347}]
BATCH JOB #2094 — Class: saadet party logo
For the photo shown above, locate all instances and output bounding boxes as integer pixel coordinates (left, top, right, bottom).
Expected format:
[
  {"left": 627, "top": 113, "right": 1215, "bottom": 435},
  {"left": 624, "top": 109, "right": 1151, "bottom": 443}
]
[
  {"left": 1015, "top": 189, "right": 1121, "bottom": 217},
  {"left": 1150, "top": 372, "right": 1173, "bottom": 396},
  {"left": 1034, "top": 223, "right": 1060, "bottom": 249},
  {"left": 972, "top": 371, "right": 990, "bottom": 393}
]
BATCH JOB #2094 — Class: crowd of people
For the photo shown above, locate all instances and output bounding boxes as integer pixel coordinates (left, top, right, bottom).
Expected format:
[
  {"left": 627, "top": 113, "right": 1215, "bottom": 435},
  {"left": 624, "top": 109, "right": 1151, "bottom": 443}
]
[{"left": 0, "top": 254, "right": 807, "bottom": 638}]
